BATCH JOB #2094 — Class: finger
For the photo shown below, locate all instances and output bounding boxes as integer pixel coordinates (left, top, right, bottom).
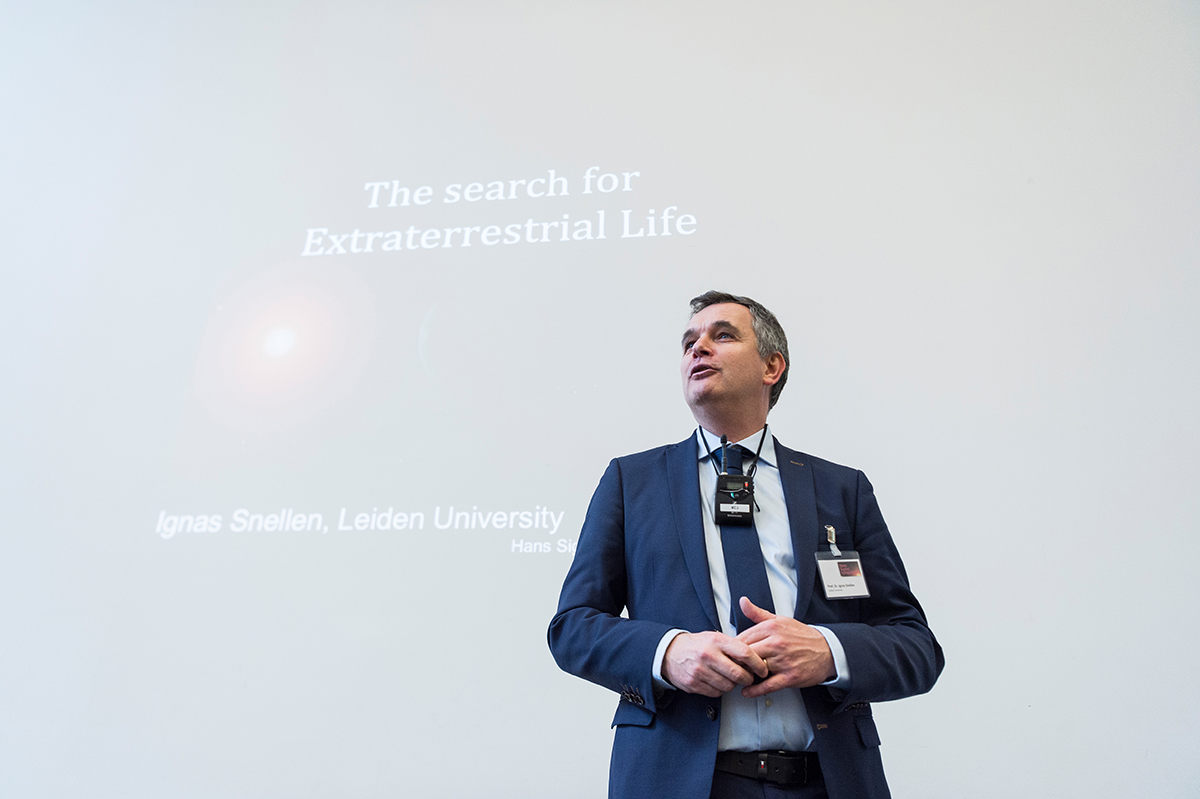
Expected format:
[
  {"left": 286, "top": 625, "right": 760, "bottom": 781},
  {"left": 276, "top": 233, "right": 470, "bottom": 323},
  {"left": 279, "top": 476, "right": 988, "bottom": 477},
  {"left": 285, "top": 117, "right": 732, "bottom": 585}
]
[
  {"left": 670, "top": 655, "right": 738, "bottom": 696},
  {"left": 686, "top": 659, "right": 749, "bottom": 693},
  {"left": 694, "top": 672, "right": 738, "bottom": 697},
  {"left": 741, "top": 674, "right": 789, "bottom": 699},
  {"left": 736, "top": 625, "right": 773, "bottom": 646},
  {"left": 697, "top": 640, "right": 760, "bottom": 686},
  {"left": 718, "top": 638, "right": 770, "bottom": 679},
  {"left": 739, "top": 596, "right": 776, "bottom": 624},
  {"left": 740, "top": 663, "right": 809, "bottom": 697},
  {"left": 709, "top": 656, "right": 757, "bottom": 687},
  {"left": 685, "top": 678, "right": 728, "bottom": 698}
]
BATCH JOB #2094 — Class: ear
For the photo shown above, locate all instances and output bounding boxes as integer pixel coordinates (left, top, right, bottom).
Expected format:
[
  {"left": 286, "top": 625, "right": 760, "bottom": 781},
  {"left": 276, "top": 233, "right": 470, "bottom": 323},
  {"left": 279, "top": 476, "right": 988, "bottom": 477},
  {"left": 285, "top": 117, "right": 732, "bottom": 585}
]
[{"left": 762, "top": 352, "right": 786, "bottom": 386}]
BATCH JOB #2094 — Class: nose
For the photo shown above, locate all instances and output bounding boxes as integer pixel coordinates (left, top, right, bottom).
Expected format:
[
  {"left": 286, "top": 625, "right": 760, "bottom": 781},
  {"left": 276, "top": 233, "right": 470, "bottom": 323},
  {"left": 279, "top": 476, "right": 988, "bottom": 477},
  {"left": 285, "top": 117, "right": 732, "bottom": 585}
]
[{"left": 690, "top": 334, "right": 713, "bottom": 356}]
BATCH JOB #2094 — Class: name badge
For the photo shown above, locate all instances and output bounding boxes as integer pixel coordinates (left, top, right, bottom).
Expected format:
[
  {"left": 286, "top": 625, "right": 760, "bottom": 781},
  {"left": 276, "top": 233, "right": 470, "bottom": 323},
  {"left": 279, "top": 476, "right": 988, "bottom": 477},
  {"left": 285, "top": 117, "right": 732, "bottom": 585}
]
[
  {"left": 814, "top": 525, "right": 869, "bottom": 599},
  {"left": 815, "top": 551, "right": 870, "bottom": 599}
]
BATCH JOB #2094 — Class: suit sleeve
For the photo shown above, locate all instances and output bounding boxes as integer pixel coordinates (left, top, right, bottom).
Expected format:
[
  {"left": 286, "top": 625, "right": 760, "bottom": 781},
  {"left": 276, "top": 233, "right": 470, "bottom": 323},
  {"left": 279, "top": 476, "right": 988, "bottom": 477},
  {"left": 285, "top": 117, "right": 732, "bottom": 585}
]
[
  {"left": 547, "top": 458, "right": 673, "bottom": 715},
  {"left": 819, "top": 470, "right": 944, "bottom": 709}
]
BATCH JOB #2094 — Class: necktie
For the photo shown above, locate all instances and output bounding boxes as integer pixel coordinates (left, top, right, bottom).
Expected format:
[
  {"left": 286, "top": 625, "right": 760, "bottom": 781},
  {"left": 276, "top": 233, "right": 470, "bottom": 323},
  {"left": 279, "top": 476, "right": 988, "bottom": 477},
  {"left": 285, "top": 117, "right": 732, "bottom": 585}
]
[{"left": 717, "top": 445, "right": 775, "bottom": 633}]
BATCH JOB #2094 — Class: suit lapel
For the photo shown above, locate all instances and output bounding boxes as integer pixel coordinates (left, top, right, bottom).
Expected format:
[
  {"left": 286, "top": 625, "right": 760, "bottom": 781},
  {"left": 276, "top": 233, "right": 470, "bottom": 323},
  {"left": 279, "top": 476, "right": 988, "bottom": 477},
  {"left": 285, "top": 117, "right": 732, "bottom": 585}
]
[
  {"left": 774, "top": 438, "right": 819, "bottom": 619},
  {"left": 666, "top": 434, "right": 722, "bottom": 631}
]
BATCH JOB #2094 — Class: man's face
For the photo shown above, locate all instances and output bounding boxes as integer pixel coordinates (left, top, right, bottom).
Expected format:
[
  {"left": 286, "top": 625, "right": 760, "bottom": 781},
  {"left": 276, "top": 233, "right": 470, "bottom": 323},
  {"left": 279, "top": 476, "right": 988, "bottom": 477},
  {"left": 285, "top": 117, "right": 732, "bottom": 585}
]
[{"left": 680, "top": 303, "right": 777, "bottom": 415}]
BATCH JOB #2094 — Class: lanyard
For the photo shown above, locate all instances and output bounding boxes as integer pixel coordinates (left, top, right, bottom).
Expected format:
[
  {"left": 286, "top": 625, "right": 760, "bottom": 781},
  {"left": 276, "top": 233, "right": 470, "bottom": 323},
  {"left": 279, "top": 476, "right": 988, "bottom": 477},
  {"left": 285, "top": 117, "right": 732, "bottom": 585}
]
[{"left": 698, "top": 425, "right": 769, "bottom": 478}]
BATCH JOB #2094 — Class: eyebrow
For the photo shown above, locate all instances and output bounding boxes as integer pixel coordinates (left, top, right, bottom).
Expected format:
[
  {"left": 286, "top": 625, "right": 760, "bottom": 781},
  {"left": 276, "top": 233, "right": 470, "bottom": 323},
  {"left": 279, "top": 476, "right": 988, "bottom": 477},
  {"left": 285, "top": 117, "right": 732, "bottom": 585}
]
[{"left": 681, "top": 319, "right": 741, "bottom": 349}]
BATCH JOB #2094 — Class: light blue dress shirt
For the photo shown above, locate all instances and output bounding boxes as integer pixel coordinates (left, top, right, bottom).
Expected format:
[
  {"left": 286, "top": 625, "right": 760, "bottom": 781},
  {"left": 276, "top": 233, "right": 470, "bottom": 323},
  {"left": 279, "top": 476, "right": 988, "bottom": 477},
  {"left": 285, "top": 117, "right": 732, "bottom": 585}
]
[{"left": 651, "top": 426, "right": 851, "bottom": 752}]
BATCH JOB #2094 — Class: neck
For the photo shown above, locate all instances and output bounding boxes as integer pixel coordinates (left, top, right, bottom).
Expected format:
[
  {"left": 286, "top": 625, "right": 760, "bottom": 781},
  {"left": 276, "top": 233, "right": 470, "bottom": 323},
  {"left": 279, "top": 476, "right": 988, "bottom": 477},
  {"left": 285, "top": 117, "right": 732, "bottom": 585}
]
[{"left": 692, "top": 410, "right": 768, "bottom": 445}]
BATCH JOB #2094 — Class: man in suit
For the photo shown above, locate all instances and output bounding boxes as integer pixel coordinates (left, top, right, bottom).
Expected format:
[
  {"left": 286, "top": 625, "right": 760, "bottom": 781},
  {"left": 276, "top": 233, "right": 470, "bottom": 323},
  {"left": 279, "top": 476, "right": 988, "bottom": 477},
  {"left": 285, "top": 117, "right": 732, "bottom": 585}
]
[{"left": 548, "top": 291, "right": 943, "bottom": 799}]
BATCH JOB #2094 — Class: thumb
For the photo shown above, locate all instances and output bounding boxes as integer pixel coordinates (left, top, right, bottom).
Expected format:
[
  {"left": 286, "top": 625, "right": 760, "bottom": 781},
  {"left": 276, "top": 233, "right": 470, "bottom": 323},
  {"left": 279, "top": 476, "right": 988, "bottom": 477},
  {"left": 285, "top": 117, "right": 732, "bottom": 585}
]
[{"left": 739, "top": 596, "right": 775, "bottom": 624}]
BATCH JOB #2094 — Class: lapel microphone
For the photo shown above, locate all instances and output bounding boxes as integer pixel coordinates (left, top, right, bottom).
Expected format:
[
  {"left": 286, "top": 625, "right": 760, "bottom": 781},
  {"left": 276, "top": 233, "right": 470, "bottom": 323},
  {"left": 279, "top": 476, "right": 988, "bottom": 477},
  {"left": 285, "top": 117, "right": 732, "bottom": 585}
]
[{"left": 714, "top": 433, "right": 753, "bottom": 526}]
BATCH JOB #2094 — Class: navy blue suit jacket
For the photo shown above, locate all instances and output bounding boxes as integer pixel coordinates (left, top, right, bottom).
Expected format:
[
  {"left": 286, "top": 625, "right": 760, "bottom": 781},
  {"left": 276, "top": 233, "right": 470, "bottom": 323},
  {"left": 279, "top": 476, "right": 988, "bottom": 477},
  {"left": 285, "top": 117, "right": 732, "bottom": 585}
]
[{"left": 548, "top": 435, "right": 943, "bottom": 799}]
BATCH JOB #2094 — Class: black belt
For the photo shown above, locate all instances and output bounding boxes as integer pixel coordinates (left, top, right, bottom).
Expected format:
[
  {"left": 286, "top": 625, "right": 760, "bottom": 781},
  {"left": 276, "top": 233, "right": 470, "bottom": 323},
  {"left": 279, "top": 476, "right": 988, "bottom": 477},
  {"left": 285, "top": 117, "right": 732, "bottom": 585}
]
[{"left": 714, "top": 750, "right": 819, "bottom": 787}]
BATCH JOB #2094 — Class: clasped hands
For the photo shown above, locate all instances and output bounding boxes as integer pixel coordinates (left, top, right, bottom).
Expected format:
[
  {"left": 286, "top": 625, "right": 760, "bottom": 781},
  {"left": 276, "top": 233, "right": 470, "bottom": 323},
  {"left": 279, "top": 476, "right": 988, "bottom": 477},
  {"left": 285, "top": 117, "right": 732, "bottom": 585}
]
[{"left": 662, "top": 597, "right": 835, "bottom": 698}]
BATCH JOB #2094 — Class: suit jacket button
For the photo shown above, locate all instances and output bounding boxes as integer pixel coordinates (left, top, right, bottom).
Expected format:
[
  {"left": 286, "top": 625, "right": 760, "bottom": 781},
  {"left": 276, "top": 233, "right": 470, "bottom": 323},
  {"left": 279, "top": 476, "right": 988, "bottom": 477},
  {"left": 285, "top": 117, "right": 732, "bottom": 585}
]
[{"left": 706, "top": 705, "right": 717, "bottom": 721}]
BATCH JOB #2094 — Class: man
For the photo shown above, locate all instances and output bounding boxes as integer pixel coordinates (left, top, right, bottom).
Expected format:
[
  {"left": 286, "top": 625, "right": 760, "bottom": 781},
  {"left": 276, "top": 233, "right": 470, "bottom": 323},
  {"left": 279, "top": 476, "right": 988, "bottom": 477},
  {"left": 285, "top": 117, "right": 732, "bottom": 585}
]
[{"left": 548, "top": 291, "right": 943, "bottom": 799}]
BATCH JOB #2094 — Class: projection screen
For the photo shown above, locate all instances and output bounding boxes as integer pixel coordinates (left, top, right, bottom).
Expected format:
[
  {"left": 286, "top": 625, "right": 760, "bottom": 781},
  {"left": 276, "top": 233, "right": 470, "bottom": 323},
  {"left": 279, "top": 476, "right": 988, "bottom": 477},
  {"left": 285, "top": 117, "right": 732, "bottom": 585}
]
[{"left": 2, "top": 2, "right": 1198, "bottom": 797}]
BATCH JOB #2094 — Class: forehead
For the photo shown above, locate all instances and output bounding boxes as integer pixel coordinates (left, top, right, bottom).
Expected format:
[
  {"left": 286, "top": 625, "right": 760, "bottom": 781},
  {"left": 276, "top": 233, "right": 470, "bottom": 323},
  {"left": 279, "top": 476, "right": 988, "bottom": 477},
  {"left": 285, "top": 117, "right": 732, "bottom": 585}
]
[{"left": 684, "top": 302, "right": 754, "bottom": 333}]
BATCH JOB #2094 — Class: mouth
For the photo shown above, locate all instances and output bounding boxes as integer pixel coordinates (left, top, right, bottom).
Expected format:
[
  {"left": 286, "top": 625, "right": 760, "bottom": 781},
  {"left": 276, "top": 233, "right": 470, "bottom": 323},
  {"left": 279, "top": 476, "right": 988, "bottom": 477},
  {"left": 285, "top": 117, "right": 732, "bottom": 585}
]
[{"left": 689, "top": 363, "right": 718, "bottom": 379}]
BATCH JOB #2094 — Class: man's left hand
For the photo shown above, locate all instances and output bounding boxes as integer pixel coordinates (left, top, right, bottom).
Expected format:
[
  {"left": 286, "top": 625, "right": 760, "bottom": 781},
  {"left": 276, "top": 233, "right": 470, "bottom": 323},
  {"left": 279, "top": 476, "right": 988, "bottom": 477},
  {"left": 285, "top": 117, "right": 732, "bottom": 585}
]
[{"left": 735, "top": 596, "right": 836, "bottom": 698}]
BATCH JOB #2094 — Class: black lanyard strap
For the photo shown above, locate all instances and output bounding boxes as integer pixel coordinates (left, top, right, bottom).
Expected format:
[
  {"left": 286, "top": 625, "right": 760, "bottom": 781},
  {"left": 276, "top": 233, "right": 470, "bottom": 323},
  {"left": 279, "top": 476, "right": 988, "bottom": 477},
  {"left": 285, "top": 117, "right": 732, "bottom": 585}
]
[{"left": 698, "top": 425, "right": 769, "bottom": 478}]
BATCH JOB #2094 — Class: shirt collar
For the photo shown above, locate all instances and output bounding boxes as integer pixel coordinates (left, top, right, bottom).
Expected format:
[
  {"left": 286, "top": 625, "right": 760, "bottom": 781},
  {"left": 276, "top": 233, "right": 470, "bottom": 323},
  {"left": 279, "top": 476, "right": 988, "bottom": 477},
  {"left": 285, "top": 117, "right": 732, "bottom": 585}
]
[{"left": 694, "top": 425, "right": 776, "bottom": 468}]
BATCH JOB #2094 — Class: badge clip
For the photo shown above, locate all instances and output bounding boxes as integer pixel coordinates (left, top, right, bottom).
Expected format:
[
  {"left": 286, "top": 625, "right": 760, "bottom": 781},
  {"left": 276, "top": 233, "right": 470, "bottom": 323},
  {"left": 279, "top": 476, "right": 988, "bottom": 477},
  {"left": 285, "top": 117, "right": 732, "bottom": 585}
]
[{"left": 825, "top": 524, "right": 842, "bottom": 558}]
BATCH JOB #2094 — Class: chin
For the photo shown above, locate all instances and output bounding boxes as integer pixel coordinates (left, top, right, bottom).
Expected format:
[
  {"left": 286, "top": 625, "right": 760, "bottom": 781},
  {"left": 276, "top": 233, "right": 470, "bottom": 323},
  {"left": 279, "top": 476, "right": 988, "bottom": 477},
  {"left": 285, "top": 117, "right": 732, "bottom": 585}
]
[{"left": 684, "top": 389, "right": 717, "bottom": 411}]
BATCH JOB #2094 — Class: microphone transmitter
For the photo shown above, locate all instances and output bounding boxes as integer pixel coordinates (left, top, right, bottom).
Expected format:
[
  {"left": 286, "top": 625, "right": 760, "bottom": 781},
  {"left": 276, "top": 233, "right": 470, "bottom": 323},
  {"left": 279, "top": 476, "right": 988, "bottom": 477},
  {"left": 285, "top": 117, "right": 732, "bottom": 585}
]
[
  {"left": 715, "top": 473, "right": 754, "bottom": 526},
  {"left": 715, "top": 434, "right": 754, "bottom": 526}
]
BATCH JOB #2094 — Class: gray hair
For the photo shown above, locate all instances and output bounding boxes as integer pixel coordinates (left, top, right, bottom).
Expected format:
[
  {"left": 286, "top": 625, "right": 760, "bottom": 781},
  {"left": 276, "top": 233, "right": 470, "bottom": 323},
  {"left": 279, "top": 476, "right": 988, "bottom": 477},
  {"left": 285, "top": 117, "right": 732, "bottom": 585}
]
[{"left": 688, "top": 290, "right": 790, "bottom": 409}]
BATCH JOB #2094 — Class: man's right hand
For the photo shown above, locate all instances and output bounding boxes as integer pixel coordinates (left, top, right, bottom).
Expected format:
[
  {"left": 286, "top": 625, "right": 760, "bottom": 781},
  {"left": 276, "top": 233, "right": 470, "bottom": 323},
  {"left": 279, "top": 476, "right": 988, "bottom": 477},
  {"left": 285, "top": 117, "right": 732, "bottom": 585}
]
[{"left": 662, "top": 631, "right": 769, "bottom": 697}]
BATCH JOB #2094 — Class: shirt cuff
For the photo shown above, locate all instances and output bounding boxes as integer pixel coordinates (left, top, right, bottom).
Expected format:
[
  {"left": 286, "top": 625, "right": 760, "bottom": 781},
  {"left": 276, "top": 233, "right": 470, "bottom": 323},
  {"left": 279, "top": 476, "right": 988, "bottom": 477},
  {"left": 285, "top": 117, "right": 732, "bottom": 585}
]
[
  {"left": 812, "top": 625, "right": 851, "bottom": 689},
  {"left": 652, "top": 628, "right": 688, "bottom": 691}
]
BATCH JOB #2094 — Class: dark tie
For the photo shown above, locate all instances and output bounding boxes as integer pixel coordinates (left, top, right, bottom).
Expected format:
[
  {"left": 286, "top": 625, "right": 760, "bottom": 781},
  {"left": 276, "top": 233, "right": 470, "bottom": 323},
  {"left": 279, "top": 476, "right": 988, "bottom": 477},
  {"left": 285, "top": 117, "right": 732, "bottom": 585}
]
[{"left": 717, "top": 445, "right": 774, "bottom": 633}]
